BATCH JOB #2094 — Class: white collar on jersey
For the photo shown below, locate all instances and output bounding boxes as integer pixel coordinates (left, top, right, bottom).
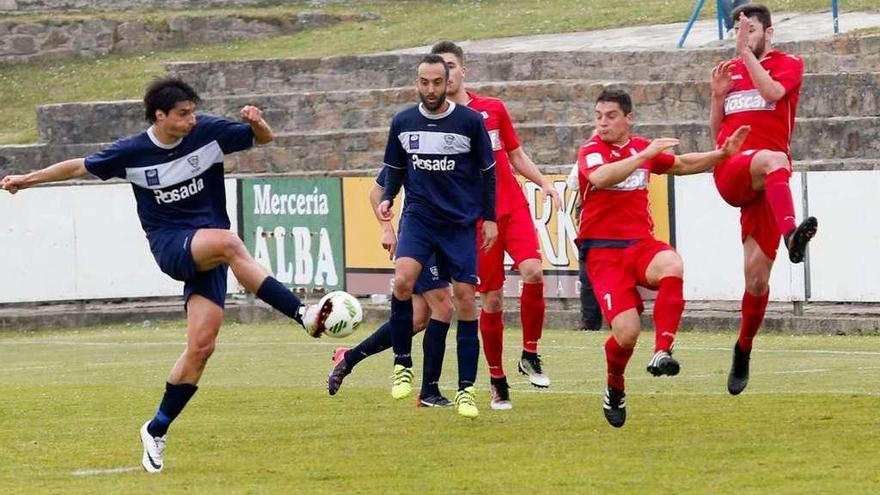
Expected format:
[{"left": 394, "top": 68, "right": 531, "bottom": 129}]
[
  {"left": 147, "top": 125, "right": 183, "bottom": 150},
  {"left": 418, "top": 101, "right": 456, "bottom": 120}
]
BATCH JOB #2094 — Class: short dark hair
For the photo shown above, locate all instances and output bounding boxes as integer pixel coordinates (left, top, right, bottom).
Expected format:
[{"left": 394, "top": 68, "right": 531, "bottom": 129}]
[
  {"left": 732, "top": 3, "right": 772, "bottom": 30},
  {"left": 430, "top": 40, "right": 465, "bottom": 64},
  {"left": 418, "top": 54, "right": 450, "bottom": 80},
  {"left": 143, "top": 77, "right": 201, "bottom": 123},
  {"left": 596, "top": 89, "right": 633, "bottom": 115}
]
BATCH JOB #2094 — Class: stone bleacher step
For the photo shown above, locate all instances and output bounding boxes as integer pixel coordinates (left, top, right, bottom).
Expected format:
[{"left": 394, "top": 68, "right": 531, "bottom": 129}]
[
  {"left": 166, "top": 35, "right": 880, "bottom": 95},
  {"left": 35, "top": 72, "right": 880, "bottom": 145}
]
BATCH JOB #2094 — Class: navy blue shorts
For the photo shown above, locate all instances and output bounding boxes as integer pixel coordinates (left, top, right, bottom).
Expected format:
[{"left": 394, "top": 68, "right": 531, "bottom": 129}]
[
  {"left": 147, "top": 229, "right": 228, "bottom": 309},
  {"left": 414, "top": 254, "right": 450, "bottom": 294},
  {"left": 397, "top": 214, "right": 477, "bottom": 286}
]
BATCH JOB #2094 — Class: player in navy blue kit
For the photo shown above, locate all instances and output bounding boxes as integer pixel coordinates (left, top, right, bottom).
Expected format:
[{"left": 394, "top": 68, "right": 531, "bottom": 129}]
[
  {"left": 377, "top": 54, "right": 498, "bottom": 419},
  {"left": 1, "top": 78, "right": 315, "bottom": 473},
  {"left": 327, "top": 166, "right": 455, "bottom": 408}
]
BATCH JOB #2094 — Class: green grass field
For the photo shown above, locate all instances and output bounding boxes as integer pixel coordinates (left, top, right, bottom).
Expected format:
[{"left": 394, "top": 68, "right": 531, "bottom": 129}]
[
  {"left": 1, "top": 0, "right": 878, "bottom": 144},
  {"left": 1, "top": 323, "right": 878, "bottom": 494}
]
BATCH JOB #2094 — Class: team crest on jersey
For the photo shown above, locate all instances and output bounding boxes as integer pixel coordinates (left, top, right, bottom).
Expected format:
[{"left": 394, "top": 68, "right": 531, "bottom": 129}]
[
  {"left": 187, "top": 155, "right": 200, "bottom": 171},
  {"left": 443, "top": 134, "right": 456, "bottom": 150},
  {"left": 409, "top": 134, "right": 420, "bottom": 150},
  {"left": 430, "top": 265, "right": 439, "bottom": 279},
  {"left": 145, "top": 168, "right": 160, "bottom": 186}
]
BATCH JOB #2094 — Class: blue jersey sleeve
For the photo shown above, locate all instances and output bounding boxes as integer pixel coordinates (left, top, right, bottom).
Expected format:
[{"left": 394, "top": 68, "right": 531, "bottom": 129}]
[
  {"left": 200, "top": 115, "right": 254, "bottom": 154},
  {"left": 382, "top": 117, "right": 407, "bottom": 170},
  {"left": 375, "top": 166, "right": 387, "bottom": 187},
  {"left": 84, "top": 139, "right": 130, "bottom": 181}
]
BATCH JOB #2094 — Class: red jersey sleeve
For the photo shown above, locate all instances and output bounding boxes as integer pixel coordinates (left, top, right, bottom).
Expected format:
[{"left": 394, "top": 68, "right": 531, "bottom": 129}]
[
  {"left": 649, "top": 152, "right": 675, "bottom": 174},
  {"left": 495, "top": 100, "right": 521, "bottom": 152},
  {"left": 771, "top": 53, "right": 804, "bottom": 95}
]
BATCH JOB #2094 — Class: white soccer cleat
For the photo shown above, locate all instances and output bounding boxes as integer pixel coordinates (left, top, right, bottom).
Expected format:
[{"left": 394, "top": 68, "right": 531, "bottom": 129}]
[
  {"left": 517, "top": 354, "right": 550, "bottom": 388},
  {"left": 140, "top": 421, "right": 166, "bottom": 473}
]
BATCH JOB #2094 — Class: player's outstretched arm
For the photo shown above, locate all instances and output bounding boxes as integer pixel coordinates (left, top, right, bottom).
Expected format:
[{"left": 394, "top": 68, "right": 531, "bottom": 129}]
[
  {"left": 1, "top": 158, "right": 88, "bottom": 194},
  {"left": 239, "top": 105, "right": 273, "bottom": 144},
  {"left": 667, "top": 125, "right": 750, "bottom": 176},
  {"left": 508, "top": 147, "right": 562, "bottom": 211},
  {"left": 589, "top": 138, "right": 679, "bottom": 189}
]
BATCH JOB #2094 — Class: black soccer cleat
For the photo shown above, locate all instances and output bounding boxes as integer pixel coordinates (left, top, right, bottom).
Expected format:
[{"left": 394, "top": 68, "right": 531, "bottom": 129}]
[
  {"left": 328, "top": 347, "right": 351, "bottom": 396},
  {"left": 603, "top": 386, "right": 627, "bottom": 428},
  {"left": 489, "top": 376, "right": 513, "bottom": 410},
  {"left": 646, "top": 350, "right": 681, "bottom": 377},
  {"left": 417, "top": 394, "right": 454, "bottom": 408},
  {"left": 727, "top": 343, "right": 751, "bottom": 396},
  {"left": 784, "top": 216, "right": 818, "bottom": 264}
]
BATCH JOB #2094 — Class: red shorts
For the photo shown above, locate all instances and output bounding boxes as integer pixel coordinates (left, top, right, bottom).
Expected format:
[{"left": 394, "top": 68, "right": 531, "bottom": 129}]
[
  {"left": 476, "top": 204, "right": 541, "bottom": 293},
  {"left": 713, "top": 150, "right": 785, "bottom": 260},
  {"left": 586, "top": 238, "right": 674, "bottom": 323}
]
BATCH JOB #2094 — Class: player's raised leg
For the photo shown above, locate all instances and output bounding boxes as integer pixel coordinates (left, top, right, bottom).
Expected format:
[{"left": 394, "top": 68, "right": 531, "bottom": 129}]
[
  {"left": 643, "top": 249, "right": 685, "bottom": 377},
  {"left": 748, "top": 150, "right": 817, "bottom": 263},
  {"left": 190, "top": 228, "right": 307, "bottom": 325}
]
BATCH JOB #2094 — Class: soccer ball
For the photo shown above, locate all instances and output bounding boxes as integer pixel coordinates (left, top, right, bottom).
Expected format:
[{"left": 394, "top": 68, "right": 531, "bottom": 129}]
[{"left": 303, "top": 291, "right": 363, "bottom": 338}]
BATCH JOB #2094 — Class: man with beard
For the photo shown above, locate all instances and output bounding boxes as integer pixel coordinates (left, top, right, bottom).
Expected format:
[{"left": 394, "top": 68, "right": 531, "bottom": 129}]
[
  {"left": 377, "top": 54, "right": 497, "bottom": 418},
  {"left": 709, "top": 4, "right": 817, "bottom": 396},
  {"left": 430, "top": 41, "right": 562, "bottom": 410}
]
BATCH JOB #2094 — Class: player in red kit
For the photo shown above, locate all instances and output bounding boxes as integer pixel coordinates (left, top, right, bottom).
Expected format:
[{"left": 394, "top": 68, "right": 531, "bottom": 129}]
[
  {"left": 709, "top": 4, "right": 818, "bottom": 396},
  {"left": 431, "top": 41, "right": 562, "bottom": 410},
  {"left": 577, "top": 89, "right": 749, "bottom": 427}
]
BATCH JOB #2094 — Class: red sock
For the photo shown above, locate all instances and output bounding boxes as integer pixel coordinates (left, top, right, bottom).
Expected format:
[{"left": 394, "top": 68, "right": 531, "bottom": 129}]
[
  {"left": 604, "top": 335, "right": 634, "bottom": 391},
  {"left": 520, "top": 282, "right": 545, "bottom": 354},
  {"left": 764, "top": 168, "right": 797, "bottom": 236},
  {"left": 653, "top": 276, "right": 684, "bottom": 352},
  {"left": 479, "top": 310, "right": 505, "bottom": 378},
  {"left": 738, "top": 289, "right": 769, "bottom": 352}
]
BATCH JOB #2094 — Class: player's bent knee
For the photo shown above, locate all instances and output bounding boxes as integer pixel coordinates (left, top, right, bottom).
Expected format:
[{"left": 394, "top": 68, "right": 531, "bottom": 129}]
[
  {"left": 481, "top": 291, "right": 503, "bottom": 313},
  {"left": 745, "top": 277, "right": 769, "bottom": 296},
  {"left": 518, "top": 260, "right": 544, "bottom": 284},
  {"left": 186, "top": 341, "right": 216, "bottom": 363}
]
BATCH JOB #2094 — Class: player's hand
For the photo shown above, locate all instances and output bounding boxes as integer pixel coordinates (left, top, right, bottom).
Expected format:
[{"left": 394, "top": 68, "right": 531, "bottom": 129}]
[
  {"left": 719, "top": 125, "right": 751, "bottom": 158},
  {"left": 541, "top": 182, "right": 562, "bottom": 211},
  {"left": 481, "top": 220, "right": 498, "bottom": 251},
  {"left": 240, "top": 105, "right": 264, "bottom": 125},
  {"left": 643, "top": 138, "right": 679, "bottom": 159},
  {"left": 711, "top": 60, "right": 734, "bottom": 97},
  {"left": 376, "top": 200, "right": 394, "bottom": 222},
  {"left": 380, "top": 225, "right": 397, "bottom": 260},
  {"left": 0, "top": 174, "right": 28, "bottom": 194},
  {"left": 735, "top": 12, "right": 751, "bottom": 57}
]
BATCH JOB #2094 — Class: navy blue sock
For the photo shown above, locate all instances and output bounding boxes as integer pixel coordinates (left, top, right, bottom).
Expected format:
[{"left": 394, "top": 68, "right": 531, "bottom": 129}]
[
  {"left": 346, "top": 321, "right": 392, "bottom": 368},
  {"left": 390, "top": 296, "right": 414, "bottom": 368},
  {"left": 456, "top": 319, "right": 480, "bottom": 390},
  {"left": 420, "top": 319, "right": 450, "bottom": 397},
  {"left": 147, "top": 382, "right": 198, "bottom": 437},
  {"left": 256, "top": 277, "right": 303, "bottom": 323}
]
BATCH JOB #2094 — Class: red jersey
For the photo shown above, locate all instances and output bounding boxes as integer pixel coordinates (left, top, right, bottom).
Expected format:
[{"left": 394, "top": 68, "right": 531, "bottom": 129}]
[
  {"left": 717, "top": 50, "right": 803, "bottom": 155},
  {"left": 466, "top": 91, "right": 529, "bottom": 217},
  {"left": 576, "top": 135, "right": 675, "bottom": 241}
]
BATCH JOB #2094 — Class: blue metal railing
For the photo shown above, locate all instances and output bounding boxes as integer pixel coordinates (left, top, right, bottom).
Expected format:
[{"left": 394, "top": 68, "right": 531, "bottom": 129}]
[{"left": 677, "top": 0, "right": 842, "bottom": 48}]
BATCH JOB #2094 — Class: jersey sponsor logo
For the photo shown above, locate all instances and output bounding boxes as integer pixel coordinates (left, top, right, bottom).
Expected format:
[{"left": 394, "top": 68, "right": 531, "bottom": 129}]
[
  {"left": 145, "top": 168, "right": 160, "bottom": 186},
  {"left": 153, "top": 177, "right": 204, "bottom": 204},
  {"left": 608, "top": 169, "right": 649, "bottom": 191},
  {"left": 488, "top": 129, "right": 502, "bottom": 151},
  {"left": 411, "top": 154, "right": 456, "bottom": 171},
  {"left": 724, "top": 89, "right": 776, "bottom": 115}
]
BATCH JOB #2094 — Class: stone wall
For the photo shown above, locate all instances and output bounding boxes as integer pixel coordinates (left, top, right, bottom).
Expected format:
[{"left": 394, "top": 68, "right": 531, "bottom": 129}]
[
  {"left": 0, "top": 10, "right": 375, "bottom": 63},
  {"left": 35, "top": 73, "right": 880, "bottom": 145},
  {"left": 0, "top": 1, "right": 359, "bottom": 13}
]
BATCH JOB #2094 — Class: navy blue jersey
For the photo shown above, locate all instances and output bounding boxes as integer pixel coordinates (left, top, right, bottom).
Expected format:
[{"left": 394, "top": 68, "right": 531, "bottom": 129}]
[
  {"left": 382, "top": 102, "right": 495, "bottom": 227},
  {"left": 84, "top": 115, "right": 254, "bottom": 235}
]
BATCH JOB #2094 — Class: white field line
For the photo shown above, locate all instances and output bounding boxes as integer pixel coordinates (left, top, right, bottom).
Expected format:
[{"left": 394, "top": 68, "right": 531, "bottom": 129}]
[{"left": 70, "top": 466, "right": 141, "bottom": 476}]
